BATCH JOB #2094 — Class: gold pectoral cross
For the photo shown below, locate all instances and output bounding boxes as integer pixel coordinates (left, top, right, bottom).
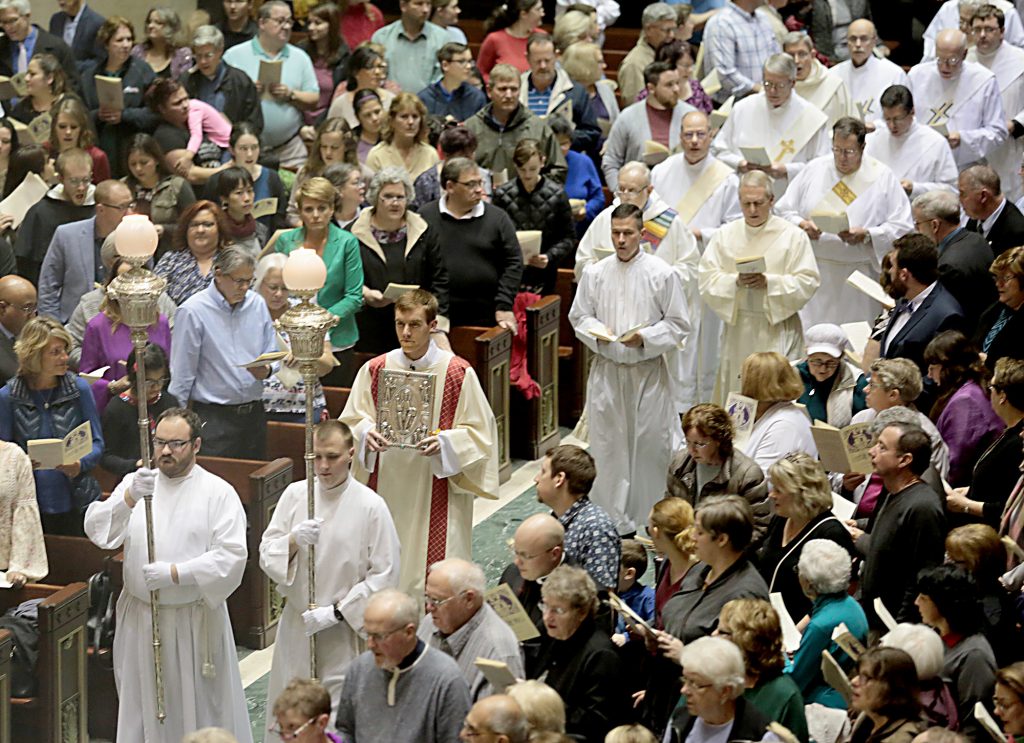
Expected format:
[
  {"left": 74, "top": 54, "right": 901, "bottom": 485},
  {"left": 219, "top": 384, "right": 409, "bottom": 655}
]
[
  {"left": 777, "top": 139, "right": 796, "bottom": 159},
  {"left": 832, "top": 181, "right": 857, "bottom": 206},
  {"left": 856, "top": 99, "right": 873, "bottom": 119},
  {"left": 928, "top": 101, "right": 953, "bottom": 126}
]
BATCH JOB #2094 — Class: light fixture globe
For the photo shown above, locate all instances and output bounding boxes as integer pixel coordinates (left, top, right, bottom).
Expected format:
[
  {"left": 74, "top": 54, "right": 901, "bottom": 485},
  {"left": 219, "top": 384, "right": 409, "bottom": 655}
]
[
  {"left": 282, "top": 248, "right": 327, "bottom": 292},
  {"left": 114, "top": 214, "right": 159, "bottom": 260}
]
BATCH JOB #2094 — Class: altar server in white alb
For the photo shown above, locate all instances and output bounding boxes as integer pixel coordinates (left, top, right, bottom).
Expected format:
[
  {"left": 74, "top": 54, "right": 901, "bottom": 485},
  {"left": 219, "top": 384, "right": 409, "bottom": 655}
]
[
  {"left": 711, "top": 53, "right": 830, "bottom": 199},
  {"left": 908, "top": 28, "right": 1007, "bottom": 169},
  {"left": 865, "top": 85, "right": 959, "bottom": 199},
  {"left": 341, "top": 289, "right": 498, "bottom": 597},
  {"left": 651, "top": 110, "right": 741, "bottom": 403},
  {"left": 259, "top": 419, "right": 400, "bottom": 728},
  {"left": 84, "top": 408, "right": 252, "bottom": 743},
  {"left": 967, "top": 4, "right": 1024, "bottom": 203},
  {"left": 699, "top": 171, "right": 819, "bottom": 403},
  {"left": 830, "top": 20, "right": 910, "bottom": 123},
  {"left": 569, "top": 202, "right": 691, "bottom": 535},
  {"left": 922, "top": 0, "right": 1024, "bottom": 60},
  {"left": 783, "top": 32, "right": 852, "bottom": 127},
  {"left": 778, "top": 116, "right": 913, "bottom": 325}
]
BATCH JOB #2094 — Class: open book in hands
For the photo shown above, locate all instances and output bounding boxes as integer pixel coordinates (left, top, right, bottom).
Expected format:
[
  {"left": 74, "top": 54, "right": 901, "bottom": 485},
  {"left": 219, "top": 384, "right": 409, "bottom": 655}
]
[
  {"left": 587, "top": 323, "right": 647, "bottom": 343},
  {"left": 28, "top": 421, "right": 93, "bottom": 469}
]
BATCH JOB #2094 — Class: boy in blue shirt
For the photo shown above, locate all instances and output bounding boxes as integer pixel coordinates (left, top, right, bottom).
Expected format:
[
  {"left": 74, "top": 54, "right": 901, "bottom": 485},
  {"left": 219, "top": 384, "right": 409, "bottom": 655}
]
[{"left": 612, "top": 539, "right": 656, "bottom": 645}]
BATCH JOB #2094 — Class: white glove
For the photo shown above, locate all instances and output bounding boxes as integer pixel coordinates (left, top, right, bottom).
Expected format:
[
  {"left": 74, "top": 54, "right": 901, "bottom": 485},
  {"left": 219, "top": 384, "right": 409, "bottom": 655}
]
[
  {"left": 302, "top": 604, "right": 340, "bottom": 637},
  {"left": 291, "top": 518, "right": 323, "bottom": 547},
  {"left": 142, "top": 561, "right": 176, "bottom": 591},
  {"left": 132, "top": 467, "right": 158, "bottom": 500}
]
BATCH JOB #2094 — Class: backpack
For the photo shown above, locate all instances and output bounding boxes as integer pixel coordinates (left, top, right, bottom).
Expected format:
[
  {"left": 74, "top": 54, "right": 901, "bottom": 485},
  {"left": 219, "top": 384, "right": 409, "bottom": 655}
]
[
  {"left": 87, "top": 565, "right": 116, "bottom": 656},
  {"left": 0, "top": 606, "right": 40, "bottom": 698}
]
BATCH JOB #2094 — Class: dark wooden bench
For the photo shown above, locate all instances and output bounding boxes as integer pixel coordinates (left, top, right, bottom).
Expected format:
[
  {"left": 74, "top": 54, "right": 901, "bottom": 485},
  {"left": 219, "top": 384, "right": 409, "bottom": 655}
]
[
  {"left": 555, "top": 268, "right": 592, "bottom": 425},
  {"left": 323, "top": 385, "right": 351, "bottom": 418},
  {"left": 511, "top": 295, "right": 561, "bottom": 460},
  {"left": 0, "top": 629, "right": 10, "bottom": 743}
]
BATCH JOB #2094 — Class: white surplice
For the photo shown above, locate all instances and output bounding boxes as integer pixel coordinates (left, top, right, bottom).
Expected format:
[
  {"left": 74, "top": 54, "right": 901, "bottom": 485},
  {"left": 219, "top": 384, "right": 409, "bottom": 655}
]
[
  {"left": 968, "top": 42, "right": 1024, "bottom": 202},
  {"left": 260, "top": 475, "right": 401, "bottom": 727},
  {"left": 864, "top": 120, "right": 959, "bottom": 199},
  {"left": 711, "top": 92, "right": 831, "bottom": 198},
  {"left": 830, "top": 54, "right": 911, "bottom": 123},
  {"left": 907, "top": 60, "right": 1007, "bottom": 168},
  {"left": 922, "top": 0, "right": 1024, "bottom": 59},
  {"left": 651, "top": 153, "right": 742, "bottom": 404},
  {"left": 698, "top": 215, "right": 820, "bottom": 403},
  {"left": 741, "top": 401, "right": 819, "bottom": 476},
  {"left": 84, "top": 466, "right": 252, "bottom": 743},
  {"left": 569, "top": 250, "right": 691, "bottom": 534},
  {"left": 340, "top": 341, "right": 498, "bottom": 597},
  {"left": 796, "top": 58, "right": 853, "bottom": 127},
  {"left": 574, "top": 193, "right": 702, "bottom": 410},
  {"left": 776, "top": 154, "right": 913, "bottom": 325}
]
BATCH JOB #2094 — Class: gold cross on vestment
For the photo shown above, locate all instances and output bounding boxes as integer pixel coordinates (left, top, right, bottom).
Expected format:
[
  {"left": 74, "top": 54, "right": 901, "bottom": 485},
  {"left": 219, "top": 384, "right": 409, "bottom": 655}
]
[
  {"left": 777, "top": 139, "right": 796, "bottom": 159},
  {"left": 832, "top": 181, "right": 857, "bottom": 206},
  {"left": 928, "top": 101, "right": 953, "bottom": 126},
  {"left": 855, "top": 99, "right": 873, "bottom": 119}
]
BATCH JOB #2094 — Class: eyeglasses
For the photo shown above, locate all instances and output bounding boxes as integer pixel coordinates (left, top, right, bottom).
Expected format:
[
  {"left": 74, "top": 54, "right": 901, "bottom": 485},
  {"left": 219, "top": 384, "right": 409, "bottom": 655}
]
[
  {"left": 100, "top": 200, "right": 136, "bottom": 212},
  {"left": 193, "top": 50, "right": 219, "bottom": 61},
  {"left": 379, "top": 193, "right": 407, "bottom": 203},
  {"left": 65, "top": 176, "right": 92, "bottom": 187},
  {"left": 144, "top": 377, "right": 167, "bottom": 387},
  {"left": 937, "top": 56, "right": 964, "bottom": 66},
  {"left": 682, "top": 675, "right": 714, "bottom": 691},
  {"left": 513, "top": 546, "right": 553, "bottom": 561},
  {"left": 267, "top": 15, "right": 294, "bottom": 27},
  {"left": 539, "top": 601, "right": 572, "bottom": 616},
  {"left": 262, "top": 282, "right": 288, "bottom": 295},
  {"left": 995, "top": 273, "right": 1018, "bottom": 285},
  {"left": 270, "top": 716, "right": 316, "bottom": 740},
  {"left": 456, "top": 179, "right": 484, "bottom": 189},
  {"left": 153, "top": 437, "right": 194, "bottom": 452},
  {"left": 994, "top": 696, "right": 1021, "bottom": 711},
  {"left": 365, "top": 626, "right": 404, "bottom": 643},
  {"left": 832, "top": 147, "right": 861, "bottom": 158},
  {"left": 808, "top": 358, "right": 840, "bottom": 369},
  {"left": 0, "top": 301, "right": 36, "bottom": 314},
  {"left": 221, "top": 275, "right": 255, "bottom": 288},
  {"left": 686, "top": 439, "right": 711, "bottom": 450},
  {"left": 615, "top": 187, "right": 646, "bottom": 197},
  {"left": 188, "top": 220, "right": 217, "bottom": 230},
  {"left": 0, "top": 14, "right": 24, "bottom": 27},
  {"left": 424, "top": 592, "right": 464, "bottom": 609},
  {"left": 762, "top": 81, "right": 792, "bottom": 91}
]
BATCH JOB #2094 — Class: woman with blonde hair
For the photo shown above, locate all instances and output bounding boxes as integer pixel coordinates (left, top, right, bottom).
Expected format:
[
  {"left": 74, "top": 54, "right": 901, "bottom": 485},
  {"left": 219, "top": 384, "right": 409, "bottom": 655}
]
[
  {"left": 605, "top": 725, "right": 658, "bottom": 743},
  {"left": 561, "top": 41, "right": 619, "bottom": 131},
  {"left": 994, "top": 663, "right": 1024, "bottom": 739},
  {"left": 365, "top": 92, "right": 439, "bottom": 180},
  {"left": 48, "top": 96, "right": 111, "bottom": 183},
  {"left": 507, "top": 680, "right": 566, "bottom": 735},
  {"left": 647, "top": 496, "right": 699, "bottom": 628},
  {"left": 131, "top": 6, "right": 193, "bottom": 79}
]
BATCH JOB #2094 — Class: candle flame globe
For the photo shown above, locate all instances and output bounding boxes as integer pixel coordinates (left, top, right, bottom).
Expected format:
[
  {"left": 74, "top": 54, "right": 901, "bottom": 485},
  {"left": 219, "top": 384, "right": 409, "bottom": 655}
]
[{"left": 283, "top": 248, "right": 327, "bottom": 292}]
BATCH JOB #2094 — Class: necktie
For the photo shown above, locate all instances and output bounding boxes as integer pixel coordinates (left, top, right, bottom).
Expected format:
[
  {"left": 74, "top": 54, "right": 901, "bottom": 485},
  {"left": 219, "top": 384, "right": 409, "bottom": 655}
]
[
  {"left": 15, "top": 42, "right": 26, "bottom": 74},
  {"left": 983, "top": 307, "right": 1010, "bottom": 353},
  {"left": 894, "top": 298, "right": 912, "bottom": 316}
]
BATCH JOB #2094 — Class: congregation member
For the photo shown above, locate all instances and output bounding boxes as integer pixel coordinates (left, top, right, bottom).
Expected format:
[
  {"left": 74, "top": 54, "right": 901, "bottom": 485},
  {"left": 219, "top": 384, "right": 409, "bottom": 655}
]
[
  {"left": 561, "top": 41, "right": 620, "bottom": 135},
  {"left": 213, "top": 167, "right": 268, "bottom": 257},
  {"left": 699, "top": 171, "right": 819, "bottom": 403},
  {"left": 431, "top": 0, "right": 467, "bottom": 44},
  {"left": 219, "top": 0, "right": 257, "bottom": 50},
  {"left": 48, "top": 0, "right": 103, "bottom": 70},
  {"left": 907, "top": 29, "right": 1006, "bottom": 170},
  {"left": 410, "top": 125, "right": 485, "bottom": 210},
  {"left": 569, "top": 203, "right": 691, "bottom": 535},
  {"left": 795, "top": 324, "right": 868, "bottom": 427},
  {"left": 296, "top": 3, "right": 350, "bottom": 126},
  {"left": 418, "top": 558, "right": 524, "bottom": 700},
  {"left": 476, "top": 0, "right": 545, "bottom": 81},
  {"left": 865, "top": 86, "right": 959, "bottom": 200},
  {"left": 847, "top": 647, "right": 926, "bottom": 741},
  {"left": 123, "top": 134, "right": 197, "bottom": 254},
  {"left": 959, "top": 164, "right": 1024, "bottom": 255},
  {"left": 372, "top": 0, "right": 448, "bottom": 96},
  {"left": 711, "top": 53, "right": 830, "bottom": 200},
  {"left": 223, "top": 0, "right": 319, "bottom": 169},
  {"left": 49, "top": 96, "right": 111, "bottom": 184},
  {"left": 701, "top": 0, "right": 781, "bottom": 103},
  {"left": 168, "top": 245, "right": 278, "bottom": 459},
  {"left": 499, "top": 513, "right": 565, "bottom": 638},
  {"left": 616, "top": 3, "right": 676, "bottom": 104},
  {"left": 286, "top": 118, "right": 351, "bottom": 226},
  {"left": 259, "top": 419, "right": 400, "bottom": 720},
  {"left": 269, "top": 679, "right": 336, "bottom": 743},
  {"left": 922, "top": 0, "right": 1024, "bottom": 60},
  {"left": 0, "top": 0, "right": 79, "bottom": 90},
  {"left": 335, "top": 588, "right": 471, "bottom": 742},
  {"left": 154, "top": 202, "right": 230, "bottom": 306},
  {"left": 0, "top": 434, "right": 46, "bottom": 587},
  {"left": 778, "top": 116, "right": 912, "bottom": 325},
  {"left": 547, "top": 116, "right": 604, "bottom": 235},
  {"left": 181, "top": 25, "right": 263, "bottom": 134},
  {"left": 341, "top": 0, "right": 386, "bottom": 49},
  {"left": 976, "top": 246, "right": 1024, "bottom": 370},
  {"left": 995, "top": 665, "right": 1024, "bottom": 739},
  {"left": 0, "top": 275, "right": 37, "bottom": 382},
  {"left": 366, "top": 92, "right": 439, "bottom": 181},
  {"left": 84, "top": 407, "right": 251, "bottom": 743},
  {"left": 418, "top": 42, "right": 487, "bottom": 122},
  {"left": 10, "top": 52, "right": 67, "bottom": 126},
  {"left": 341, "top": 290, "right": 499, "bottom": 596},
  {"left": 131, "top": 8, "right": 192, "bottom": 80},
  {"left": 462, "top": 695, "right": 531, "bottom": 743},
  {"left": 783, "top": 32, "right": 852, "bottom": 127},
  {"left": 830, "top": 20, "right": 909, "bottom": 122},
  {"left": 324, "top": 46, "right": 394, "bottom": 129}
]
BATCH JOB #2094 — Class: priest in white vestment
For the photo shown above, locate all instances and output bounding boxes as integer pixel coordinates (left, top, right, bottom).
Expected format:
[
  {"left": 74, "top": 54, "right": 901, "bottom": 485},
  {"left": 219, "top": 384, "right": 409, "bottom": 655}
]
[
  {"left": 569, "top": 202, "right": 691, "bottom": 535},
  {"left": 908, "top": 29, "right": 1007, "bottom": 169},
  {"left": 783, "top": 32, "right": 853, "bottom": 127},
  {"left": 968, "top": 6, "right": 1024, "bottom": 202},
  {"left": 260, "top": 420, "right": 400, "bottom": 727},
  {"left": 699, "top": 170, "right": 820, "bottom": 403},
  {"left": 651, "top": 110, "right": 742, "bottom": 404},
  {"left": 340, "top": 289, "right": 499, "bottom": 597},
  {"left": 922, "top": 0, "right": 1024, "bottom": 59},
  {"left": 576, "top": 161, "right": 701, "bottom": 410},
  {"left": 864, "top": 85, "right": 959, "bottom": 198},
  {"left": 778, "top": 117, "right": 913, "bottom": 325},
  {"left": 831, "top": 20, "right": 910, "bottom": 122},
  {"left": 84, "top": 408, "right": 252, "bottom": 743},
  {"left": 711, "top": 52, "right": 830, "bottom": 199}
]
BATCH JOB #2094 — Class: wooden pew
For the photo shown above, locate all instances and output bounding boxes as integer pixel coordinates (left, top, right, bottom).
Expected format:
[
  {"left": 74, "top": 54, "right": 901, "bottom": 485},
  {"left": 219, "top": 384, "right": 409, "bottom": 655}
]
[
  {"left": 0, "top": 629, "right": 10, "bottom": 743},
  {"left": 555, "top": 268, "right": 592, "bottom": 425},
  {"left": 323, "top": 386, "right": 351, "bottom": 418},
  {"left": 2, "top": 582, "right": 89, "bottom": 743},
  {"left": 451, "top": 325, "right": 512, "bottom": 481},
  {"left": 511, "top": 296, "right": 561, "bottom": 460}
]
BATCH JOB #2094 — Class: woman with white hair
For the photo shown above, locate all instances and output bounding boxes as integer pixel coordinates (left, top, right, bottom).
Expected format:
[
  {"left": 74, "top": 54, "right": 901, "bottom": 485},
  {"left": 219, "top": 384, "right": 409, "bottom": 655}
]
[
  {"left": 795, "top": 323, "right": 868, "bottom": 427},
  {"left": 880, "top": 624, "right": 959, "bottom": 730},
  {"left": 666, "top": 636, "right": 780, "bottom": 742},
  {"left": 789, "top": 539, "right": 867, "bottom": 708}
]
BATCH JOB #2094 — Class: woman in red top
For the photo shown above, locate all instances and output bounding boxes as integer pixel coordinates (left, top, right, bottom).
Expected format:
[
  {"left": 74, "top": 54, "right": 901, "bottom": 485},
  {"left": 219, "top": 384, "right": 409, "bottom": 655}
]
[
  {"left": 478, "top": 0, "right": 545, "bottom": 80},
  {"left": 46, "top": 96, "right": 112, "bottom": 184},
  {"left": 647, "top": 496, "right": 699, "bottom": 629},
  {"left": 340, "top": 0, "right": 384, "bottom": 50}
]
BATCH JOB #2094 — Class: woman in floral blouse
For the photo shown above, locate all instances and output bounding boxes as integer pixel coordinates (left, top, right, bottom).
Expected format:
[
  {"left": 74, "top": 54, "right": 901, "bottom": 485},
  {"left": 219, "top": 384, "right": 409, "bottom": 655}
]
[{"left": 154, "top": 200, "right": 230, "bottom": 305}]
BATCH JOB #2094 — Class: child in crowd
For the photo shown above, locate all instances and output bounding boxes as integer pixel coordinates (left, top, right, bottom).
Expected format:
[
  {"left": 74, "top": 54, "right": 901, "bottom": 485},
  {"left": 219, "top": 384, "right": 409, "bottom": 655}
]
[{"left": 611, "top": 539, "right": 655, "bottom": 646}]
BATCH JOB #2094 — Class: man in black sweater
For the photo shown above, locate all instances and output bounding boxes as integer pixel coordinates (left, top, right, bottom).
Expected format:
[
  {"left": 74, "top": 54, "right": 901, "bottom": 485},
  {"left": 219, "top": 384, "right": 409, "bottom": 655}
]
[{"left": 418, "top": 157, "right": 523, "bottom": 331}]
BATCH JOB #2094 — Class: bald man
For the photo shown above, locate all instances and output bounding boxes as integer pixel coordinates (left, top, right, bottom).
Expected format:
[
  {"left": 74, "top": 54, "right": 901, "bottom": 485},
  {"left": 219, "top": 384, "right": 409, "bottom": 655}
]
[
  {"left": 459, "top": 695, "right": 530, "bottom": 743},
  {"left": 830, "top": 20, "right": 910, "bottom": 122},
  {"left": 0, "top": 275, "right": 37, "bottom": 381},
  {"left": 908, "top": 29, "right": 1007, "bottom": 168},
  {"left": 922, "top": 0, "right": 1024, "bottom": 60}
]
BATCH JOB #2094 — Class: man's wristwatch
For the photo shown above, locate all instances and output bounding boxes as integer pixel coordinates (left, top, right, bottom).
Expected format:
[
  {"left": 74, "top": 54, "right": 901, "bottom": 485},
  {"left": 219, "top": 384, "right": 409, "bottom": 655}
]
[{"left": 333, "top": 601, "right": 343, "bottom": 622}]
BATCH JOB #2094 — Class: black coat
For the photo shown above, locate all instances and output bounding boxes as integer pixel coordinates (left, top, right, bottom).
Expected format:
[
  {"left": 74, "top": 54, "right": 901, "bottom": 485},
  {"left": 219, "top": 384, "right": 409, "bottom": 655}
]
[
  {"left": 13, "top": 192, "right": 95, "bottom": 285},
  {"left": 667, "top": 696, "right": 773, "bottom": 743},
  {"left": 80, "top": 55, "right": 159, "bottom": 177},
  {"left": 975, "top": 300, "right": 1024, "bottom": 374},
  {"left": 937, "top": 227, "right": 996, "bottom": 334},
  {"left": 967, "top": 200, "right": 1024, "bottom": 257},
  {"left": 0, "top": 331, "right": 16, "bottom": 385},
  {"left": 180, "top": 62, "right": 264, "bottom": 133},
  {"left": 963, "top": 419, "right": 1024, "bottom": 526},
  {"left": 48, "top": 5, "right": 105, "bottom": 70},
  {"left": 881, "top": 282, "right": 965, "bottom": 373},
  {"left": 0, "top": 26, "right": 80, "bottom": 92}
]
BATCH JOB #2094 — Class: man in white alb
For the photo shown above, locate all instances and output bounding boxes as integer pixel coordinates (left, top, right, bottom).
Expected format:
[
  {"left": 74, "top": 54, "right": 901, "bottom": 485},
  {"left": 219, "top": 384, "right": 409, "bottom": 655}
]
[
  {"left": 967, "top": 4, "right": 1024, "bottom": 202},
  {"left": 569, "top": 202, "right": 691, "bottom": 535},
  {"left": 778, "top": 117, "right": 913, "bottom": 325},
  {"left": 711, "top": 52, "right": 830, "bottom": 199},
  {"left": 908, "top": 28, "right": 1007, "bottom": 169},
  {"left": 699, "top": 171, "right": 820, "bottom": 403},
  {"left": 922, "top": 0, "right": 1024, "bottom": 59},
  {"left": 830, "top": 20, "right": 910, "bottom": 123},
  {"left": 864, "top": 85, "right": 959, "bottom": 198},
  {"left": 783, "top": 31, "right": 852, "bottom": 127}
]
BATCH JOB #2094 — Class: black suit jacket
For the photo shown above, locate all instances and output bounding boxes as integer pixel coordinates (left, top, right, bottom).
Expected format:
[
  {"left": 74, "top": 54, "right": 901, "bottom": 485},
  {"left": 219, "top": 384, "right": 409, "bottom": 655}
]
[
  {"left": 0, "top": 330, "right": 17, "bottom": 385},
  {"left": 47, "top": 4, "right": 104, "bottom": 69},
  {"left": 882, "top": 282, "right": 965, "bottom": 371},
  {"left": 975, "top": 301, "right": 1024, "bottom": 373},
  {"left": 967, "top": 199, "right": 1024, "bottom": 257},
  {"left": 0, "top": 26, "right": 80, "bottom": 92},
  {"left": 938, "top": 227, "right": 996, "bottom": 333}
]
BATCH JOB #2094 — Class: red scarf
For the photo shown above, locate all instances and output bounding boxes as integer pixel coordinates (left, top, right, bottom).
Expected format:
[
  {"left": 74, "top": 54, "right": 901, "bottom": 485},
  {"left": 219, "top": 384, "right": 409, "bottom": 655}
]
[{"left": 224, "top": 212, "right": 257, "bottom": 240}]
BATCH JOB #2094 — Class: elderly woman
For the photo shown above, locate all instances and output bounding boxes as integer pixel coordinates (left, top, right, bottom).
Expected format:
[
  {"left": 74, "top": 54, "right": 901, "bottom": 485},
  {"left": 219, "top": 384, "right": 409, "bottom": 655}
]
[
  {"left": 757, "top": 452, "right": 855, "bottom": 619},
  {"left": 123, "top": 133, "right": 197, "bottom": 256},
  {"left": 534, "top": 565, "right": 626, "bottom": 742},
  {"left": 11, "top": 53, "right": 67, "bottom": 126},
  {"left": 81, "top": 16, "right": 159, "bottom": 177},
  {"left": 665, "top": 636, "right": 776, "bottom": 743},
  {"left": 849, "top": 647, "right": 925, "bottom": 743},
  {"left": 880, "top": 624, "right": 958, "bottom": 730},
  {"left": 796, "top": 323, "right": 868, "bottom": 427},
  {"left": 739, "top": 352, "right": 819, "bottom": 475},
  {"left": 365, "top": 92, "right": 439, "bottom": 181},
  {"left": 0, "top": 440, "right": 47, "bottom": 588},
  {"left": 286, "top": 118, "right": 354, "bottom": 226},
  {"left": 914, "top": 565, "right": 998, "bottom": 740},
  {"left": 977, "top": 246, "right": 1024, "bottom": 373},
  {"left": 789, "top": 539, "right": 868, "bottom": 709},
  {"left": 717, "top": 599, "right": 809, "bottom": 742},
  {"left": 48, "top": 96, "right": 111, "bottom": 184},
  {"left": 154, "top": 200, "right": 230, "bottom": 305},
  {"left": 348, "top": 167, "right": 448, "bottom": 354},
  {"left": 667, "top": 403, "right": 770, "bottom": 541},
  {"left": 325, "top": 45, "right": 394, "bottom": 129},
  {"left": 507, "top": 680, "right": 566, "bottom": 737},
  {"left": 131, "top": 7, "right": 193, "bottom": 79},
  {"left": 0, "top": 318, "right": 104, "bottom": 536},
  {"left": 923, "top": 330, "right": 1003, "bottom": 486},
  {"left": 648, "top": 497, "right": 699, "bottom": 629},
  {"left": 275, "top": 177, "right": 363, "bottom": 386},
  {"left": 994, "top": 663, "right": 1024, "bottom": 740},
  {"left": 212, "top": 166, "right": 268, "bottom": 257},
  {"left": 254, "top": 253, "right": 331, "bottom": 423},
  {"left": 552, "top": 9, "right": 597, "bottom": 51},
  {"left": 493, "top": 138, "right": 575, "bottom": 294}
]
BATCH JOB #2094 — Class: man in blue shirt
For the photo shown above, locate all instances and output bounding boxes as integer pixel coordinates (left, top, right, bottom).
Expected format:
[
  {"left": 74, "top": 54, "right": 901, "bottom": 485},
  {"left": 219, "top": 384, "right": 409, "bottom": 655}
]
[
  {"left": 418, "top": 42, "right": 486, "bottom": 122},
  {"left": 372, "top": 0, "right": 448, "bottom": 93},
  {"left": 169, "top": 245, "right": 278, "bottom": 460}
]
